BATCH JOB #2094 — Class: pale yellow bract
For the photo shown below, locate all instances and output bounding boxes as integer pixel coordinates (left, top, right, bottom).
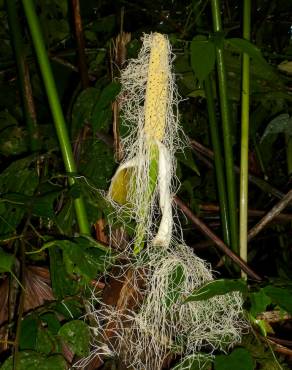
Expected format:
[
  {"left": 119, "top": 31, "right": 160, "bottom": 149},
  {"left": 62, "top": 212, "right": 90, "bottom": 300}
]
[{"left": 144, "top": 33, "right": 169, "bottom": 141}]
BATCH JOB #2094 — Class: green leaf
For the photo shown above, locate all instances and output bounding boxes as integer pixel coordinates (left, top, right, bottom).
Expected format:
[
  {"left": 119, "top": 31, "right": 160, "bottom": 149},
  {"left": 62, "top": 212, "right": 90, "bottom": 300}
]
[
  {"left": 40, "top": 313, "right": 61, "bottom": 335},
  {"left": 0, "top": 156, "right": 38, "bottom": 235},
  {"left": 263, "top": 285, "right": 292, "bottom": 314},
  {"left": 226, "top": 38, "right": 274, "bottom": 81},
  {"left": 19, "top": 317, "right": 38, "bottom": 350},
  {"left": 215, "top": 348, "right": 254, "bottom": 370},
  {"left": 36, "top": 326, "right": 60, "bottom": 355},
  {"left": 58, "top": 320, "right": 90, "bottom": 357},
  {"left": 71, "top": 87, "right": 100, "bottom": 137},
  {"left": 172, "top": 354, "right": 212, "bottom": 370},
  {"left": 49, "top": 247, "right": 78, "bottom": 299},
  {"left": 32, "top": 236, "right": 110, "bottom": 285},
  {"left": 190, "top": 36, "right": 216, "bottom": 83},
  {"left": 226, "top": 38, "right": 266, "bottom": 64},
  {"left": 165, "top": 264, "right": 185, "bottom": 308},
  {"left": 54, "top": 299, "right": 83, "bottom": 320},
  {"left": 91, "top": 81, "right": 121, "bottom": 133},
  {"left": 0, "top": 352, "right": 66, "bottom": 370},
  {"left": 0, "top": 247, "right": 15, "bottom": 273},
  {"left": 184, "top": 279, "right": 247, "bottom": 303},
  {"left": 79, "top": 139, "right": 115, "bottom": 193},
  {"left": 31, "top": 191, "right": 61, "bottom": 218},
  {"left": 261, "top": 114, "right": 292, "bottom": 142},
  {"left": 177, "top": 148, "right": 200, "bottom": 175},
  {"left": 249, "top": 289, "right": 271, "bottom": 316}
]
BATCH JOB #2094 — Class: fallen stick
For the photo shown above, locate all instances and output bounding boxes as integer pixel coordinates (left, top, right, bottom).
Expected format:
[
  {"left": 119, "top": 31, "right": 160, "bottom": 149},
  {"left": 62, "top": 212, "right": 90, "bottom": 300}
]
[
  {"left": 174, "top": 196, "right": 262, "bottom": 281},
  {"left": 248, "top": 189, "right": 292, "bottom": 242}
]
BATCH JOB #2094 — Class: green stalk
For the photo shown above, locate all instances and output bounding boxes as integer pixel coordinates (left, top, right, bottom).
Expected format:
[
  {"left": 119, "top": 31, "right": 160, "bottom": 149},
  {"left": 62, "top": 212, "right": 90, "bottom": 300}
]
[
  {"left": 21, "top": 0, "right": 90, "bottom": 235},
  {"left": 204, "top": 75, "right": 230, "bottom": 245},
  {"left": 239, "top": 0, "right": 251, "bottom": 271},
  {"left": 6, "top": 0, "right": 38, "bottom": 151},
  {"left": 211, "top": 0, "right": 238, "bottom": 253}
]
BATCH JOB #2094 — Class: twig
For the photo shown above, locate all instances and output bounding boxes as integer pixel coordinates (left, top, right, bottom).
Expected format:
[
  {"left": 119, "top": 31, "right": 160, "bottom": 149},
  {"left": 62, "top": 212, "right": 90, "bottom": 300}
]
[
  {"left": 190, "top": 139, "right": 287, "bottom": 201},
  {"left": 174, "top": 196, "right": 262, "bottom": 281},
  {"left": 71, "top": 0, "right": 89, "bottom": 88},
  {"left": 268, "top": 337, "right": 292, "bottom": 348},
  {"left": 199, "top": 204, "right": 292, "bottom": 223},
  {"left": 50, "top": 55, "right": 96, "bottom": 81},
  {"left": 266, "top": 339, "right": 292, "bottom": 357},
  {"left": 248, "top": 189, "right": 292, "bottom": 242}
]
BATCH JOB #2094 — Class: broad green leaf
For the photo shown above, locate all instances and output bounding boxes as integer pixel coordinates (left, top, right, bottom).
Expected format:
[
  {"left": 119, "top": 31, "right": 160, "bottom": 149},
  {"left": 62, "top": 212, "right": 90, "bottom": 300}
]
[
  {"left": 0, "top": 156, "right": 38, "bottom": 235},
  {"left": 62, "top": 243, "right": 109, "bottom": 281},
  {"left": 177, "top": 148, "right": 200, "bottom": 175},
  {"left": 172, "top": 354, "right": 212, "bottom": 370},
  {"left": 214, "top": 348, "right": 255, "bottom": 370},
  {"left": 71, "top": 87, "right": 100, "bottom": 137},
  {"left": 0, "top": 247, "right": 15, "bottom": 273},
  {"left": 31, "top": 190, "right": 61, "bottom": 218},
  {"left": 49, "top": 247, "right": 78, "bottom": 299},
  {"left": 190, "top": 36, "right": 216, "bottom": 83},
  {"left": 165, "top": 264, "right": 185, "bottom": 308},
  {"left": 79, "top": 139, "right": 115, "bottom": 192},
  {"left": 91, "top": 81, "right": 120, "bottom": 133},
  {"left": 19, "top": 317, "right": 38, "bottom": 350},
  {"left": 46, "top": 19, "right": 69, "bottom": 43},
  {"left": 226, "top": 38, "right": 274, "bottom": 80},
  {"left": 58, "top": 320, "right": 90, "bottom": 357},
  {"left": 36, "top": 326, "right": 60, "bottom": 355},
  {"left": 226, "top": 38, "right": 266, "bottom": 64},
  {"left": 54, "top": 299, "right": 83, "bottom": 320},
  {"left": 261, "top": 114, "right": 292, "bottom": 142},
  {"left": 263, "top": 285, "right": 292, "bottom": 314},
  {"left": 249, "top": 289, "right": 271, "bottom": 316},
  {"left": 184, "top": 279, "right": 247, "bottom": 303},
  {"left": 40, "top": 313, "right": 61, "bottom": 335},
  {"left": 0, "top": 351, "right": 66, "bottom": 370},
  {"left": 32, "top": 236, "right": 111, "bottom": 285}
]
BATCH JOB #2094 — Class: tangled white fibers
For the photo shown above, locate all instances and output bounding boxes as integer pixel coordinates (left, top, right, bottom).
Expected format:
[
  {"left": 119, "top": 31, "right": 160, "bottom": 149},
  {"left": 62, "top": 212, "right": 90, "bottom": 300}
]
[{"left": 77, "top": 33, "right": 247, "bottom": 370}]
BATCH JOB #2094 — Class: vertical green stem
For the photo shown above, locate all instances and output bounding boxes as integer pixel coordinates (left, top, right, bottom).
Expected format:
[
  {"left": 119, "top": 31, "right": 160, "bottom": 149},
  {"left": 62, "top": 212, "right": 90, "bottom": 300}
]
[
  {"left": 21, "top": 0, "right": 90, "bottom": 235},
  {"left": 204, "top": 75, "right": 230, "bottom": 245},
  {"left": 239, "top": 0, "right": 251, "bottom": 271},
  {"left": 211, "top": 0, "right": 238, "bottom": 253},
  {"left": 6, "top": 0, "right": 38, "bottom": 151}
]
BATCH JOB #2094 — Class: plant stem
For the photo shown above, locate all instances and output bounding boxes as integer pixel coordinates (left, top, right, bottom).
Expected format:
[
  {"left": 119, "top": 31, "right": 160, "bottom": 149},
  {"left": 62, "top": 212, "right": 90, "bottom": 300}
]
[
  {"left": 239, "top": 0, "right": 251, "bottom": 274},
  {"left": 204, "top": 75, "right": 230, "bottom": 246},
  {"left": 6, "top": 0, "right": 38, "bottom": 152},
  {"left": 211, "top": 0, "right": 239, "bottom": 253},
  {"left": 71, "top": 0, "right": 89, "bottom": 88},
  {"left": 21, "top": 0, "right": 90, "bottom": 235}
]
